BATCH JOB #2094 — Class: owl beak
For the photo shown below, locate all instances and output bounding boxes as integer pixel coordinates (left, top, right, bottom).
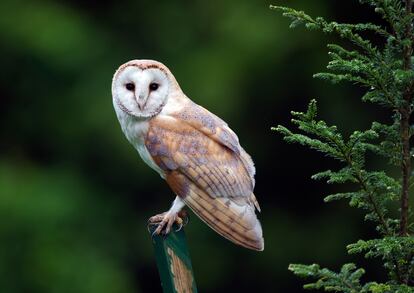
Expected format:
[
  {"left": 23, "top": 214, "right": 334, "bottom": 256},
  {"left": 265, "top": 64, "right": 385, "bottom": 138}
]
[{"left": 137, "top": 94, "right": 146, "bottom": 110}]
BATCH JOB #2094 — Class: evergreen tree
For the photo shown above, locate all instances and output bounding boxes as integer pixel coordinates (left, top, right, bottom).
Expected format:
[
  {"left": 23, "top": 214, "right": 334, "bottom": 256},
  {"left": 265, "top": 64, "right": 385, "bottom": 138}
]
[{"left": 272, "top": 1, "right": 414, "bottom": 292}]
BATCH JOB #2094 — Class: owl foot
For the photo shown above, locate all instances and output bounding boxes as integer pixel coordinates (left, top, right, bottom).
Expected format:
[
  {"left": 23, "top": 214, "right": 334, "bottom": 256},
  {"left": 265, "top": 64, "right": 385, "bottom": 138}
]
[{"left": 148, "top": 210, "right": 188, "bottom": 236}]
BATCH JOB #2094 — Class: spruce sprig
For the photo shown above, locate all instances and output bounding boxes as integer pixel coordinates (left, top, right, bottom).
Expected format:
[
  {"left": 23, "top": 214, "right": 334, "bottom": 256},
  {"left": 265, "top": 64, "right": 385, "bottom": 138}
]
[{"left": 271, "top": 0, "right": 414, "bottom": 290}]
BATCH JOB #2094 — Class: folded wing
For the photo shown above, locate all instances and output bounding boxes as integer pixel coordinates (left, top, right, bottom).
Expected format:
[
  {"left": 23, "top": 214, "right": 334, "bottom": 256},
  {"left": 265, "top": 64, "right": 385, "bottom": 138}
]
[
  {"left": 145, "top": 103, "right": 263, "bottom": 250},
  {"left": 167, "top": 171, "right": 263, "bottom": 251}
]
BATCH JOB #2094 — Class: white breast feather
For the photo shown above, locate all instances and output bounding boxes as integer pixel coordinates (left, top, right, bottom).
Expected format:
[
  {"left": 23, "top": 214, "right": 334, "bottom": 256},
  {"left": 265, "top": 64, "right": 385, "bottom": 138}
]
[{"left": 113, "top": 101, "right": 165, "bottom": 178}]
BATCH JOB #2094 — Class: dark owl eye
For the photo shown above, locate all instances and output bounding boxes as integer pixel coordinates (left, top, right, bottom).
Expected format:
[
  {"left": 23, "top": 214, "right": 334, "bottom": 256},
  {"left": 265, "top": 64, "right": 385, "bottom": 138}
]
[
  {"left": 149, "top": 83, "right": 159, "bottom": 91},
  {"left": 125, "top": 83, "right": 135, "bottom": 91}
]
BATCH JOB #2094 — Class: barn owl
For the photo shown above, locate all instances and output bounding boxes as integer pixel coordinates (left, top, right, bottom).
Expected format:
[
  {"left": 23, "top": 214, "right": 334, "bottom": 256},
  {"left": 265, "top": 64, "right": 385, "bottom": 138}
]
[{"left": 111, "top": 59, "right": 264, "bottom": 251}]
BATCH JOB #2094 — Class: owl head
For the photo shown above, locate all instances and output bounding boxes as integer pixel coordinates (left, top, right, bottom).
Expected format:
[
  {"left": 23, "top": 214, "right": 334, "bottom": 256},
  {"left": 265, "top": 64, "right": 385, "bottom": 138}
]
[{"left": 112, "top": 59, "right": 180, "bottom": 118}]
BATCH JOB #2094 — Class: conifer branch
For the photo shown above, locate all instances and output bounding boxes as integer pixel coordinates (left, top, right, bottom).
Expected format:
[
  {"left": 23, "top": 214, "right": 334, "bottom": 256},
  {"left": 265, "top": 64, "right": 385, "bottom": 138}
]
[
  {"left": 272, "top": 0, "right": 414, "bottom": 289},
  {"left": 353, "top": 168, "right": 392, "bottom": 236},
  {"left": 314, "top": 124, "right": 393, "bottom": 235}
]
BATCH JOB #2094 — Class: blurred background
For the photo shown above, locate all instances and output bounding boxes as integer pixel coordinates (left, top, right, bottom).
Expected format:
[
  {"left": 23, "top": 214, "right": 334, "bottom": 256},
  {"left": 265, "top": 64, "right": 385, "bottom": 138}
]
[{"left": 0, "top": 0, "right": 396, "bottom": 292}]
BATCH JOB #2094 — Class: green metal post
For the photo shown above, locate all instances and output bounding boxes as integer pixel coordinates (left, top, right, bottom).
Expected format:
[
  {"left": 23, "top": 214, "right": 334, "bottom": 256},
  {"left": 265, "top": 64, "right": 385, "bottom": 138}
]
[{"left": 149, "top": 225, "right": 198, "bottom": 293}]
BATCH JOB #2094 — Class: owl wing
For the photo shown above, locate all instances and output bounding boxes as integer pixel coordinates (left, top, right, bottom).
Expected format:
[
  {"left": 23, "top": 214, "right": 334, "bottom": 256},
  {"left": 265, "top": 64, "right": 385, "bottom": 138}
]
[
  {"left": 145, "top": 105, "right": 263, "bottom": 250},
  {"left": 172, "top": 101, "right": 256, "bottom": 189}
]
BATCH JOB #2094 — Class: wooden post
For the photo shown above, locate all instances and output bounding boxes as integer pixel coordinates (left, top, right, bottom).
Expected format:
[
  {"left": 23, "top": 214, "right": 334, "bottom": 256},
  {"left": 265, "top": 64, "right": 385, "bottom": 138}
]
[{"left": 149, "top": 224, "right": 198, "bottom": 293}]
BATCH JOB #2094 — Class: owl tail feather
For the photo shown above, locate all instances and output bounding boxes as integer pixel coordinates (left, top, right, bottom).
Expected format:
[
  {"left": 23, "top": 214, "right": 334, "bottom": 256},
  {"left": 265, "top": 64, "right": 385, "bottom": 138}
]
[
  {"left": 250, "top": 193, "right": 261, "bottom": 213},
  {"left": 182, "top": 187, "right": 264, "bottom": 251}
]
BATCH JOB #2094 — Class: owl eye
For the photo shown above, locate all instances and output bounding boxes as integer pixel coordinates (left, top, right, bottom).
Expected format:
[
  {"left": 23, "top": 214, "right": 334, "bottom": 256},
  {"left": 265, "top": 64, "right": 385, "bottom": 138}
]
[
  {"left": 149, "top": 83, "right": 159, "bottom": 91},
  {"left": 125, "top": 83, "right": 135, "bottom": 91}
]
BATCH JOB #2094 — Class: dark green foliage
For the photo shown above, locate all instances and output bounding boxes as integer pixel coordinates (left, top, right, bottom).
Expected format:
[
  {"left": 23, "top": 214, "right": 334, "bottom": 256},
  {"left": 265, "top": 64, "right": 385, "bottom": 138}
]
[
  {"left": 272, "top": 0, "right": 414, "bottom": 291},
  {"left": 289, "top": 262, "right": 413, "bottom": 293},
  {"left": 288, "top": 263, "right": 365, "bottom": 292}
]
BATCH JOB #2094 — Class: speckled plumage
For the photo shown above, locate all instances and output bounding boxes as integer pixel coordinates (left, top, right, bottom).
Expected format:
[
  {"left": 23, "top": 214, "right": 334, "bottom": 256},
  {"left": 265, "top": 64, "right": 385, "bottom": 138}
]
[{"left": 112, "top": 59, "right": 264, "bottom": 251}]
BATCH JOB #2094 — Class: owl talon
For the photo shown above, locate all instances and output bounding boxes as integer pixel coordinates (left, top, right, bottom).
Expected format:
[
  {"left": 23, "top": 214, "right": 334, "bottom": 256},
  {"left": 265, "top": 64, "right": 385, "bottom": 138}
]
[
  {"left": 175, "top": 223, "right": 183, "bottom": 232},
  {"left": 178, "top": 210, "right": 189, "bottom": 225},
  {"left": 148, "top": 211, "right": 183, "bottom": 236},
  {"left": 181, "top": 213, "right": 190, "bottom": 227}
]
